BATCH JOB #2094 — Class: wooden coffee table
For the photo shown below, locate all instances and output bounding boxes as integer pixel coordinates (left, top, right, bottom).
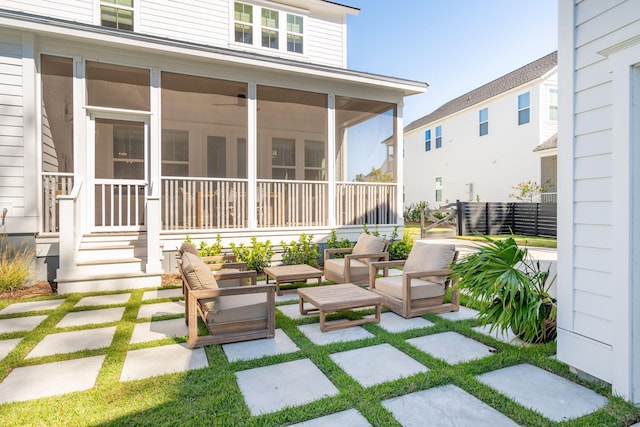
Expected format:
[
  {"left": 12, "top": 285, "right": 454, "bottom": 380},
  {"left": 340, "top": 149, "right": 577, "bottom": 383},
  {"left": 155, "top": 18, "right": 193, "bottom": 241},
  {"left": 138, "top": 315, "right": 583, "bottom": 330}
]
[
  {"left": 264, "top": 264, "right": 323, "bottom": 296},
  {"left": 297, "top": 283, "right": 382, "bottom": 332}
]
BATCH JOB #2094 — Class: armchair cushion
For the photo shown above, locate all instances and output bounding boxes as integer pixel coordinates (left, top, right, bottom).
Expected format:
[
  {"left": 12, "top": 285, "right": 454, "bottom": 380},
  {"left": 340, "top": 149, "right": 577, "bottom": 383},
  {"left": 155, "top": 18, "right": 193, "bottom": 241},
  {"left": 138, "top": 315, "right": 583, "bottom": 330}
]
[
  {"left": 181, "top": 252, "right": 219, "bottom": 314},
  {"left": 179, "top": 242, "right": 199, "bottom": 257},
  {"left": 375, "top": 276, "right": 445, "bottom": 300},
  {"left": 403, "top": 243, "right": 456, "bottom": 285},
  {"left": 352, "top": 233, "right": 387, "bottom": 259},
  {"left": 204, "top": 292, "right": 267, "bottom": 324},
  {"left": 324, "top": 258, "right": 369, "bottom": 279}
]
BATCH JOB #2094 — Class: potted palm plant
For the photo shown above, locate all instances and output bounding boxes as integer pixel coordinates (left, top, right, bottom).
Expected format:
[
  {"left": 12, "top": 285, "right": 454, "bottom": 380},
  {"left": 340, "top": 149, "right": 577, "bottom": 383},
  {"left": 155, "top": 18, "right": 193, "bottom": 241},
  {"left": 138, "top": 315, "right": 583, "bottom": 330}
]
[{"left": 451, "top": 235, "right": 556, "bottom": 343}]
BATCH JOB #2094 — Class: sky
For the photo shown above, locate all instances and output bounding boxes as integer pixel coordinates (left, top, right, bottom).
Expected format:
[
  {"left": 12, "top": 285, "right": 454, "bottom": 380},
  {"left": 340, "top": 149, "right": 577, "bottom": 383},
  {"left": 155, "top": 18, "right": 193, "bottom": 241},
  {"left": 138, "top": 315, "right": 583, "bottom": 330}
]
[{"left": 345, "top": 0, "right": 558, "bottom": 126}]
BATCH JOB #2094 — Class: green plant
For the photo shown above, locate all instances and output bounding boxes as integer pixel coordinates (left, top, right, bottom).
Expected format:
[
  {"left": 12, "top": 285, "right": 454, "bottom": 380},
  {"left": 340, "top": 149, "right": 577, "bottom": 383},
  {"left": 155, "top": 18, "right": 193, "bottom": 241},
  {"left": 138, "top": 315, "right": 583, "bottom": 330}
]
[
  {"left": 325, "top": 229, "right": 354, "bottom": 259},
  {"left": 509, "top": 180, "right": 552, "bottom": 203},
  {"left": 230, "top": 237, "right": 274, "bottom": 273},
  {"left": 403, "top": 201, "right": 428, "bottom": 222},
  {"left": 280, "top": 233, "right": 320, "bottom": 267},
  {"left": 185, "top": 234, "right": 224, "bottom": 257},
  {"left": 388, "top": 228, "right": 415, "bottom": 260},
  {"left": 451, "top": 235, "right": 556, "bottom": 343},
  {"left": 0, "top": 236, "right": 35, "bottom": 293}
]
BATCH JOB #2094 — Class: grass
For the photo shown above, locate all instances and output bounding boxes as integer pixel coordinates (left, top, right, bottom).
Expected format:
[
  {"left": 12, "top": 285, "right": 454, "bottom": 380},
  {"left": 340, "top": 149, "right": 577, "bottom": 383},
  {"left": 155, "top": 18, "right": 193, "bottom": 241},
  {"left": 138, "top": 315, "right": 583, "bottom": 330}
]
[{"left": 0, "top": 284, "right": 638, "bottom": 426}]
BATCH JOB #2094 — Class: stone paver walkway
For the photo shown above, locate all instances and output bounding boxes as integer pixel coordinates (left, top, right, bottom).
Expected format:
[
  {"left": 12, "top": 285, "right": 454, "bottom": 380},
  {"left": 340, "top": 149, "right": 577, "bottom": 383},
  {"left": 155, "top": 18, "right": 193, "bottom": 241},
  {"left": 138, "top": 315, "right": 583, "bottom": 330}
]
[{"left": 0, "top": 283, "right": 613, "bottom": 425}]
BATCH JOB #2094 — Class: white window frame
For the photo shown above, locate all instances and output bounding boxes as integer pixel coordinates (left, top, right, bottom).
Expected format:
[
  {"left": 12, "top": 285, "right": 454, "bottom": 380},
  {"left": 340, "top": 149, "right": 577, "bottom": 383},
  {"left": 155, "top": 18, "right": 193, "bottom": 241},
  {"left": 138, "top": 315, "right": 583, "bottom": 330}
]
[
  {"left": 518, "top": 92, "right": 531, "bottom": 125},
  {"left": 425, "top": 129, "right": 431, "bottom": 151},
  {"left": 435, "top": 176, "right": 442, "bottom": 202},
  {"left": 94, "top": 0, "right": 139, "bottom": 31},
  {"left": 548, "top": 87, "right": 558, "bottom": 121},
  {"left": 479, "top": 107, "right": 489, "bottom": 136},
  {"left": 231, "top": 1, "right": 306, "bottom": 56}
]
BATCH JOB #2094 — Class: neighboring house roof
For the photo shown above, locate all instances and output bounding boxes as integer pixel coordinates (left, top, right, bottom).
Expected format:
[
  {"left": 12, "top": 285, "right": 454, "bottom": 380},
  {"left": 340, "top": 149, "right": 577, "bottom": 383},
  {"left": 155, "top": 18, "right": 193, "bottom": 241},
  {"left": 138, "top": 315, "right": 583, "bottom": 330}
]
[
  {"left": 534, "top": 133, "right": 558, "bottom": 152},
  {"left": 404, "top": 51, "right": 558, "bottom": 134}
]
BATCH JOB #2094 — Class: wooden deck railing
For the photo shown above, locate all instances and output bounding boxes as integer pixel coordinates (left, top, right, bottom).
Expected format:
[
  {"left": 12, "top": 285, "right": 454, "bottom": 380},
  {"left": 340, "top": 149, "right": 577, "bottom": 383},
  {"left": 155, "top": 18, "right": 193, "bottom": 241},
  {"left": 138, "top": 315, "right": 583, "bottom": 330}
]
[{"left": 256, "top": 180, "right": 328, "bottom": 228}]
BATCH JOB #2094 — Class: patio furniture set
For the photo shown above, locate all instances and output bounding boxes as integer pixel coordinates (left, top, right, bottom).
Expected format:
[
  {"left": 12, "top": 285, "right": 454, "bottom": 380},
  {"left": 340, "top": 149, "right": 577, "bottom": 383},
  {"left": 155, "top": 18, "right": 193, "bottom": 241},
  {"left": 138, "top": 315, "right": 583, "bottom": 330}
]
[{"left": 177, "top": 234, "right": 459, "bottom": 348}]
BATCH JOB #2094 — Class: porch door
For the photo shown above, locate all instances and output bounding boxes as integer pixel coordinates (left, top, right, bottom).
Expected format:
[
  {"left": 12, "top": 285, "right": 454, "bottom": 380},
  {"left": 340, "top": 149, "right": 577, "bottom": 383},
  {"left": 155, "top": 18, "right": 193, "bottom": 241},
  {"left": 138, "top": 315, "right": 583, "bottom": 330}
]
[{"left": 91, "top": 117, "right": 148, "bottom": 231}]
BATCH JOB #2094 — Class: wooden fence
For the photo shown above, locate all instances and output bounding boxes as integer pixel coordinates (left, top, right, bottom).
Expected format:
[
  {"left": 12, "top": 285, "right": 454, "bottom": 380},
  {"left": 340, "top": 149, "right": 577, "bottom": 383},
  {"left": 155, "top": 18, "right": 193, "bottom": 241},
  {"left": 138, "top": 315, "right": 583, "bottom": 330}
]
[{"left": 457, "top": 201, "right": 557, "bottom": 237}]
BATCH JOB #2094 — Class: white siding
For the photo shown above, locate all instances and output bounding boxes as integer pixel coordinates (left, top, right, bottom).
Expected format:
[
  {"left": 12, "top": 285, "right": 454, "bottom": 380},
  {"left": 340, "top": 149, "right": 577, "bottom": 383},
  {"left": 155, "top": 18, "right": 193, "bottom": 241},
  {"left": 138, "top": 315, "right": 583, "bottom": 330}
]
[
  {"left": 139, "top": 0, "right": 228, "bottom": 47},
  {"left": 403, "top": 75, "right": 557, "bottom": 207},
  {"left": 306, "top": 14, "right": 344, "bottom": 68},
  {"left": 559, "top": 0, "right": 640, "bottom": 398},
  {"left": 0, "top": 32, "right": 24, "bottom": 218},
  {"left": 3, "top": 0, "right": 93, "bottom": 24}
]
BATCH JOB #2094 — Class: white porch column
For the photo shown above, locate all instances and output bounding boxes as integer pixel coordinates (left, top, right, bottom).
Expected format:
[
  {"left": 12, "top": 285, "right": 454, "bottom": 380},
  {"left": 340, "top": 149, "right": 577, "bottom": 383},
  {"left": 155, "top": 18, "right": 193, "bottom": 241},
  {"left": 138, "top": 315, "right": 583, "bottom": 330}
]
[
  {"left": 145, "top": 67, "right": 162, "bottom": 274},
  {"left": 395, "top": 100, "right": 404, "bottom": 225},
  {"left": 327, "top": 93, "right": 336, "bottom": 227},
  {"left": 247, "top": 82, "right": 257, "bottom": 229}
]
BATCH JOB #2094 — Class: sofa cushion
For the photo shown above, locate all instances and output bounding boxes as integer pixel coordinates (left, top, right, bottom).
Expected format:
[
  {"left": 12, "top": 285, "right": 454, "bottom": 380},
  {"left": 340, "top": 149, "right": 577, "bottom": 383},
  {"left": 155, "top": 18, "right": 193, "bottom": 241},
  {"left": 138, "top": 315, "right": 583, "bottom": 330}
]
[
  {"left": 403, "top": 243, "right": 455, "bottom": 285},
  {"left": 203, "top": 292, "right": 267, "bottom": 324},
  {"left": 179, "top": 242, "right": 199, "bottom": 256},
  {"left": 374, "top": 275, "right": 445, "bottom": 300},
  {"left": 325, "top": 257, "right": 369, "bottom": 280},
  {"left": 182, "top": 252, "right": 219, "bottom": 313},
  {"left": 352, "top": 233, "right": 387, "bottom": 256}
]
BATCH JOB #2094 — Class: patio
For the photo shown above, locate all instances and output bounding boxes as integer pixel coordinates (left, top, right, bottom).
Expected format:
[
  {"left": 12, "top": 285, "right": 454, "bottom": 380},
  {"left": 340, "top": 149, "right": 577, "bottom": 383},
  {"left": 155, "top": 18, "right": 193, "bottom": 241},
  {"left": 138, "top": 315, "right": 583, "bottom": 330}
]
[{"left": 0, "top": 279, "right": 629, "bottom": 425}]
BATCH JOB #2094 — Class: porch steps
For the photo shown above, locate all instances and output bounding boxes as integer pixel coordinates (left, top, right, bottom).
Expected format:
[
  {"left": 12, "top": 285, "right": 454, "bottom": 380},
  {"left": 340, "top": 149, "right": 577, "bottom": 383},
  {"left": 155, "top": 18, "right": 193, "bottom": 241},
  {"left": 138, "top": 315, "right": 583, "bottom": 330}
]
[{"left": 56, "top": 233, "right": 163, "bottom": 294}]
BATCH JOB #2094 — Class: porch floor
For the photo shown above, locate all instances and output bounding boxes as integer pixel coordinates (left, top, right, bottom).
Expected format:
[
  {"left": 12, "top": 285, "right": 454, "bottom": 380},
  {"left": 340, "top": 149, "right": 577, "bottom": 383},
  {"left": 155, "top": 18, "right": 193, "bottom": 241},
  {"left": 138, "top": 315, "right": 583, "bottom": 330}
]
[{"left": 0, "top": 282, "right": 614, "bottom": 425}]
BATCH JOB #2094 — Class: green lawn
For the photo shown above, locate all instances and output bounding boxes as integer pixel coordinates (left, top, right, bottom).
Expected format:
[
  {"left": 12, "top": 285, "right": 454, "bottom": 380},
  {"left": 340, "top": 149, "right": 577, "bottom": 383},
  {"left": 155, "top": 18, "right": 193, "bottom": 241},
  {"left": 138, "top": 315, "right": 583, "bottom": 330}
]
[
  {"left": 403, "top": 224, "right": 557, "bottom": 248},
  {"left": 0, "top": 283, "right": 638, "bottom": 426}
]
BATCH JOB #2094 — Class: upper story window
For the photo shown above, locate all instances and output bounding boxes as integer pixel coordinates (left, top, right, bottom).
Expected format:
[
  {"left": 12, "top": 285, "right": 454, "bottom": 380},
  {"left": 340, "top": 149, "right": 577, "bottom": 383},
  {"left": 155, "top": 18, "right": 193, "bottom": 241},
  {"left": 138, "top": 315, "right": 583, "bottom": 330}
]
[
  {"left": 262, "top": 8, "right": 279, "bottom": 49},
  {"left": 234, "top": 2, "right": 304, "bottom": 55},
  {"left": 234, "top": 2, "right": 253, "bottom": 44},
  {"left": 100, "top": 0, "right": 134, "bottom": 31},
  {"left": 287, "top": 14, "right": 304, "bottom": 54},
  {"left": 479, "top": 108, "right": 489, "bottom": 136},
  {"left": 548, "top": 87, "right": 558, "bottom": 121},
  {"left": 435, "top": 125, "right": 442, "bottom": 148},
  {"left": 425, "top": 129, "right": 431, "bottom": 151},
  {"left": 518, "top": 92, "right": 530, "bottom": 125}
]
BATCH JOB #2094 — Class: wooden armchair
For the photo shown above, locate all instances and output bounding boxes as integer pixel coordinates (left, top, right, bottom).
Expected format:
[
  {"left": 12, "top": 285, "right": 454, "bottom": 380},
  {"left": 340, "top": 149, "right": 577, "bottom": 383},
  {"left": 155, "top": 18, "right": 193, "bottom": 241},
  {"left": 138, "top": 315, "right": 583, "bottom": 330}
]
[
  {"left": 369, "top": 243, "right": 459, "bottom": 318},
  {"left": 178, "top": 251, "right": 275, "bottom": 348},
  {"left": 324, "top": 233, "right": 389, "bottom": 285}
]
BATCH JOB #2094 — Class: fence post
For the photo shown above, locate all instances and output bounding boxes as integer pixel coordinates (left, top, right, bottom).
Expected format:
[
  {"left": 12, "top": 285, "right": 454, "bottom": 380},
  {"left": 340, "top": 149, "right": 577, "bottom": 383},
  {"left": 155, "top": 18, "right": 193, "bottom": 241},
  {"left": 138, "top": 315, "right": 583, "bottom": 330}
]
[
  {"left": 535, "top": 202, "right": 539, "bottom": 237},
  {"left": 456, "top": 200, "right": 462, "bottom": 236},
  {"left": 484, "top": 202, "right": 489, "bottom": 234}
]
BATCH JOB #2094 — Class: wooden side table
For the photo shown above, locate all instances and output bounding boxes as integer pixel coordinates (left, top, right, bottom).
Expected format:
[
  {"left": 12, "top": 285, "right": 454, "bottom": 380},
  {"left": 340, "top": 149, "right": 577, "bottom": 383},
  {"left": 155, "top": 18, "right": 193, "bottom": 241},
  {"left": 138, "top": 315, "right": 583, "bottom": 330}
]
[{"left": 263, "top": 264, "right": 323, "bottom": 296}]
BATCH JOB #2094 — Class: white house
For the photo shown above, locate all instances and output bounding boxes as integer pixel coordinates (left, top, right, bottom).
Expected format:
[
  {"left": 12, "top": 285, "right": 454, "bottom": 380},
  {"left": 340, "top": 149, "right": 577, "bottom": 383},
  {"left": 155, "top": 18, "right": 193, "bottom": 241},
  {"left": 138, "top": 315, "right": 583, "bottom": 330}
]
[
  {"left": 558, "top": 0, "right": 640, "bottom": 404},
  {"left": 403, "top": 52, "right": 558, "bottom": 208},
  {"left": 0, "top": 1, "right": 426, "bottom": 293}
]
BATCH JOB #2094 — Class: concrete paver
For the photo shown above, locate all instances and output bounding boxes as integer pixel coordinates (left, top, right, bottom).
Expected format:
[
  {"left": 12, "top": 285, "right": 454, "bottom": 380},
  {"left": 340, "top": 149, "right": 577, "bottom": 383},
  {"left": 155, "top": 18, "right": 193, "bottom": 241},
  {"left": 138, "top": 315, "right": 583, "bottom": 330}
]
[
  {"left": 330, "top": 343, "right": 428, "bottom": 387},
  {"left": 0, "top": 338, "right": 22, "bottom": 361},
  {"left": 27, "top": 326, "right": 116, "bottom": 358},
  {"left": 76, "top": 293, "right": 131, "bottom": 307},
  {"left": 223, "top": 329, "right": 299, "bottom": 362},
  {"left": 0, "top": 315, "right": 48, "bottom": 333},
  {"left": 0, "top": 299, "right": 65, "bottom": 315},
  {"left": 289, "top": 409, "right": 371, "bottom": 426},
  {"left": 383, "top": 384, "right": 519, "bottom": 426},
  {"left": 57, "top": 307, "right": 125, "bottom": 328},
  {"left": 120, "top": 343, "right": 208, "bottom": 381},
  {"left": 142, "top": 288, "right": 183, "bottom": 301},
  {"left": 130, "top": 318, "right": 188, "bottom": 344},
  {"left": 137, "top": 301, "right": 184, "bottom": 319},
  {"left": 407, "top": 331, "right": 495, "bottom": 364},
  {"left": 477, "top": 364, "right": 608, "bottom": 422},
  {"left": 438, "top": 305, "right": 479, "bottom": 321},
  {"left": 472, "top": 324, "right": 526, "bottom": 346},
  {"left": 297, "top": 323, "right": 374, "bottom": 345},
  {"left": 236, "top": 358, "right": 339, "bottom": 415},
  {"left": 371, "top": 311, "right": 434, "bottom": 333},
  {"left": 0, "top": 355, "right": 105, "bottom": 404}
]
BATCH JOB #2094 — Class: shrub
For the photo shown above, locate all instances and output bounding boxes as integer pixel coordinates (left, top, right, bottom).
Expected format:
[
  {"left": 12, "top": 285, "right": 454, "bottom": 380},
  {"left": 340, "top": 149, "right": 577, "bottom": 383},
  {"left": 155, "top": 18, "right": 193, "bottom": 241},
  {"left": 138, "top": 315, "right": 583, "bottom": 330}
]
[
  {"left": 403, "top": 201, "right": 429, "bottom": 223},
  {"left": 280, "top": 234, "right": 320, "bottom": 267},
  {"left": 0, "top": 237, "right": 35, "bottom": 293},
  {"left": 230, "top": 237, "right": 274, "bottom": 273},
  {"left": 388, "top": 228, "right": 415, "bottom": 260},
  {"left": 185, "top": 234, "right": 223, "bottom": 257},
  {"left": 325, "top": 229, "right": 354, "bottom": 259}
]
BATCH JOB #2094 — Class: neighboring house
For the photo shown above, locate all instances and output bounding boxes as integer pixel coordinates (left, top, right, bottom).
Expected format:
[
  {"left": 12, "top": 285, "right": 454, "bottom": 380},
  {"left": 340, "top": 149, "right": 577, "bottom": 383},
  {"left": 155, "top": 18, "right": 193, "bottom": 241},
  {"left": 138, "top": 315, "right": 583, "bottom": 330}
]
[
  {"left": 0, "top": 1, "right": 426, "bottom": 293},
  {"left": 403, "top": 52, "right": 558, "bottom": 207},
  {"left": 558, "top": 0, "right": 640, "bottom": 403}
]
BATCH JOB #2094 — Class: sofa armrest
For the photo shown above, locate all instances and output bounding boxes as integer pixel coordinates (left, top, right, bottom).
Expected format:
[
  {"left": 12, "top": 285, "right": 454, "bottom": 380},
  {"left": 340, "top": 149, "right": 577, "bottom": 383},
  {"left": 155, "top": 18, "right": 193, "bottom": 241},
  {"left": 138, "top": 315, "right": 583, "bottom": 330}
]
[
  {"left": 213, "top": 270, "right": 257, "bottom": 287},
  {"left": 368, "top": 259, "right": 405, "bottom": 288},
  {"left": 404, "top": 268, "right": 453, "bottom": 280},
  {"left": 323, "top": 247, "right": 354, "bottom": 262},
  {"left": 190, "top": 283, "right": 274, "bottom": 299},
  {"left": 201, "top": 254, "right": 237, "bottom": 264},
  {"left": 208, "top": 262, "right": 247, "bottom": 272},
  {"left": 345, "top": 252, "right": 389, "bottom": 263}
]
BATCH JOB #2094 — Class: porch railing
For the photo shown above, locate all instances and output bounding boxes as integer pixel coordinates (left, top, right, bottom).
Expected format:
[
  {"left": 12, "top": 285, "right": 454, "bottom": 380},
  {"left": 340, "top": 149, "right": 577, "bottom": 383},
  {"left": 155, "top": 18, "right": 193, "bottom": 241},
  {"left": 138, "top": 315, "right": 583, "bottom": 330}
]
[
  {"left": 161, "top": 177, "right": 248, "bottom": 230},
  {"left": 336, "top": 182, "right": 397, "bottom": 226},
  {"left": 42, "top": 172, "right": 74, "bottom": 233},
  {"left": 541, "top": 192, "right": 557, "bottom": 203},
  {"left": 256, "top": 180, "right": 328, "bottom": 228},
  {"left": 94, "top": 179, "right": 146, "bottom": 230}
]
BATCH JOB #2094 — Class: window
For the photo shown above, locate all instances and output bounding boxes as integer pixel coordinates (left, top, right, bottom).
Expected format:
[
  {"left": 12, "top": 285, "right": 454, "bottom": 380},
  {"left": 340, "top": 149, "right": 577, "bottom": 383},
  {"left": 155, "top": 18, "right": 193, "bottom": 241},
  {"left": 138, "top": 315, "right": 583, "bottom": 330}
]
[
  {"left": 435, "top": 177, "right": 443, "bottom": 202},
  {"left": 479, "top": 108, "right": 489, "bottom": 136},
  {"left": 207, "top": 136, "right": 227, "bottom": 177},
  {"left": 261, "top": 8, "right": 279, "bottom": 49},
  {"left": 425, "top": 129, "right": 431, "bottom": 151},
  {"left": 518, "top": 92, "right": 530, "bottom": 125},
  {"left": 100, "top": 0, "right": 134, "bottom": 31},
  {"left": 162, "top": 130, "right": 189, "bottom": 177},
  {"left": 111, "top": 122, "right": 144, "bottom": 180},
  {"left": 234, "top": 2, "right": 253, "bottom": 44},
  {"left": 304, "top": 140, "right": 325, "bottom": 180},
  {"left": 271, "top": 137, "right": 296, "bottom": 179},
  {"left": 435, "top": 125, "right": 442, "bottom": 148},
  {"left": 287, "top": 14, "right": 304, "bottom": 53},
  {"left": 549, "top": 87, "right": 558, "bottom": 121}
]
